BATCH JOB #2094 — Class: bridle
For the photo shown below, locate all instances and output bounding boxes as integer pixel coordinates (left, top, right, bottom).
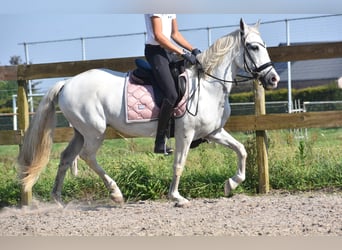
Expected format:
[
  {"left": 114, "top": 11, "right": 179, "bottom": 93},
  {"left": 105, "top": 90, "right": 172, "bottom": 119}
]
[
  {"left": 188, "top": 31, "right": 275, "bottom": 116},
  {"left": 202, "top": 31, "right": 274, "bottom": 89},
  {"left": 241, "top": 33, "right": 274, "bottom": 82}
]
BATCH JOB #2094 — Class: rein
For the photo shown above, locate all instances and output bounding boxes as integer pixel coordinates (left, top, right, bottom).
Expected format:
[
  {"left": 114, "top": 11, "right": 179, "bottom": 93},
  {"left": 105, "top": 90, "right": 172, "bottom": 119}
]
[{"left": 203, "top": 70, "right": 254, "bottom": 85}]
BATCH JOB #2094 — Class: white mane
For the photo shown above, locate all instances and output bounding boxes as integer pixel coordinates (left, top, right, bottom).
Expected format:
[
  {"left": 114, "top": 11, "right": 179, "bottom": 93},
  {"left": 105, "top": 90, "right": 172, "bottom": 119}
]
[
  {"left": 197, "top": 26, "right": 261, "bottom": 75},
  {"left": 197, "top": 30, "right": 241, "bottom": 75}
]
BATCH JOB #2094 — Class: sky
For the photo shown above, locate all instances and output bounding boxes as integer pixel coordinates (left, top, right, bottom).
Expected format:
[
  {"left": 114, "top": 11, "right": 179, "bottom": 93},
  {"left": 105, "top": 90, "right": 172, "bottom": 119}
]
[{"left": 1, "top": 0, "right": 342, "bottom": 91}]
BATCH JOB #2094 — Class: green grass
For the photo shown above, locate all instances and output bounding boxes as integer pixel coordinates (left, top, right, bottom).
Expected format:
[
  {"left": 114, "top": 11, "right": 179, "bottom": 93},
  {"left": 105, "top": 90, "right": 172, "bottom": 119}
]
[
  {"left": 0, "top": 128, "right": 341, "bottom": 207},
  {"left": 268, "top": 128, "right": 342, "bottom": 191}
]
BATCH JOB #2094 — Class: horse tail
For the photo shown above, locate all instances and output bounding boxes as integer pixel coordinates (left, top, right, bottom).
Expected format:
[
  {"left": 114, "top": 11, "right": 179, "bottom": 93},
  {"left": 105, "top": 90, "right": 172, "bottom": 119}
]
[{"left": 17, "top": 80, "right": 66, "bottom": 192}]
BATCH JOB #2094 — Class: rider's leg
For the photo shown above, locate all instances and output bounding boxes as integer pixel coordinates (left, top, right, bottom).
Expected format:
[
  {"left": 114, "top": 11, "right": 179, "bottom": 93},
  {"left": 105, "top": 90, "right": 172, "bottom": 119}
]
[
  {"left": 154, "top": 99, "right": 174, "bottom": 154},
  {"left": 145, "top": 45, "right": 178, "bottom": 154}
]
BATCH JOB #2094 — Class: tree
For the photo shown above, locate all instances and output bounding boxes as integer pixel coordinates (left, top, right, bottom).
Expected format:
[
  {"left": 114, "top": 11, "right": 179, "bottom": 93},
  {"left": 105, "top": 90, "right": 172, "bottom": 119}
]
[
  {"left": 0, "top": 56, "right": 42, "bottom": 112},
  {"left": 0, "top": 56, "right": 20, "bottom": 112},
  {"left": 9, "top": 55, "right": 23, "bottom": 65}
]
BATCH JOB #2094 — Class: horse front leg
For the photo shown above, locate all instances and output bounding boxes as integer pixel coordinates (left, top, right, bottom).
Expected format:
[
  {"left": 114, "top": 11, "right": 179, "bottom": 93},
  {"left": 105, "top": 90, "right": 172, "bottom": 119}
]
[
  {"left": 208, "top": 128, "right": 247, "bottom": 196},
  {"left": 168, "top": 163, "right": 189, "bottom": 207},
  {"left": 168, "top": 137, "right": 192, "bottom": 207}
]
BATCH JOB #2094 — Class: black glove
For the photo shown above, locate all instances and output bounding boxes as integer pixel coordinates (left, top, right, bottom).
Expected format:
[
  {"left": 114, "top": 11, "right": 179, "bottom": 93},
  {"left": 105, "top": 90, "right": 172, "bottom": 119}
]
[
  {"left": 191, "top": 48, "right": 201, "bottom": 56},
  {"left": 182, "top": 53, "right": 197, "bottom": 65}
]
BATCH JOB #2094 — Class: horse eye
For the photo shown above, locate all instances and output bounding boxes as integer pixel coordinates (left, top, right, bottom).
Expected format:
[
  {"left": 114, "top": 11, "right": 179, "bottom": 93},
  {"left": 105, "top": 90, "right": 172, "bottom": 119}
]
[{"left": 247, "top": 43, "right": 259, "bottom": 51}]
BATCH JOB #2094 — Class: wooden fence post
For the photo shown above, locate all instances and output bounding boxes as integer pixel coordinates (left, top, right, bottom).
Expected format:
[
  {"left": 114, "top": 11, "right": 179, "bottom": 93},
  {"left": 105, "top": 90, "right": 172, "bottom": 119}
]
[
  {"left": 253, "top": 80, "right": 269, "bottom": 193},
  {"left": 17, "top": 80, "right": 32, "bottom": 206}
]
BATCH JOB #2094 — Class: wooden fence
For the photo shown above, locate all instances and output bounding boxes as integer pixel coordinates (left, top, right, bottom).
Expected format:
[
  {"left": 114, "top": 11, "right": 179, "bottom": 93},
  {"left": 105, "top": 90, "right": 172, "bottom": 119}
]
[{"left": 1, "top": 41, "right": 342, "bottom": 205}]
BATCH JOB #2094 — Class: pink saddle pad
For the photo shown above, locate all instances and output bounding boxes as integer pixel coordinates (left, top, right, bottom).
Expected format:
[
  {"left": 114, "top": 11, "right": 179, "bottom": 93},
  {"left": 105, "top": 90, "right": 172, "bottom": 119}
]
[{"left": 125, "top": 72, "right": 187, "bottom": 123}]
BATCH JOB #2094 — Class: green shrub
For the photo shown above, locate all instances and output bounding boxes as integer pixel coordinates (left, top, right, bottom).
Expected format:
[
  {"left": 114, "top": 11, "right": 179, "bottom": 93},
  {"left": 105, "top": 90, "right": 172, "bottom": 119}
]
[
  {"left": 0, "top": 129, "right": 341, "bottom": 208},
  {"left": 230, "top": 82, "right": 342, "bottom": 104}
]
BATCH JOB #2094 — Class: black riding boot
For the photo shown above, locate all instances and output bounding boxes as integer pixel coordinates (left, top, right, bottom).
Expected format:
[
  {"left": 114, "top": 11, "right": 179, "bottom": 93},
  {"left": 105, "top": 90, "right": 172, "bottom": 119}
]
[{"left": 154, "top": 99, "right": 174, "bottom": 155}]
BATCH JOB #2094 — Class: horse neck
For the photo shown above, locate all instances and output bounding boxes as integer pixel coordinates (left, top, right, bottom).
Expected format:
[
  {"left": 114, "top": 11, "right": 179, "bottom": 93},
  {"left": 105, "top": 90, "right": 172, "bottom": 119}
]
[
  {"left": 198, "top": 35, "right": 241, "bottom": 94},
  {"left": 206, "top": 55, "right": 238, "bottom": 94}
]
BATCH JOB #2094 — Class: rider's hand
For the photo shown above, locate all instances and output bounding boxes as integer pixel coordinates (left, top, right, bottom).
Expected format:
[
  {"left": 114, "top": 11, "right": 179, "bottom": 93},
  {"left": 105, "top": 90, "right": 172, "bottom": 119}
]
[
  {"left": 182, "top": 53, "right": 197, "bottom": 65},
  {"left": 191, "top": 48, "right": 201, "bottom": 56}
]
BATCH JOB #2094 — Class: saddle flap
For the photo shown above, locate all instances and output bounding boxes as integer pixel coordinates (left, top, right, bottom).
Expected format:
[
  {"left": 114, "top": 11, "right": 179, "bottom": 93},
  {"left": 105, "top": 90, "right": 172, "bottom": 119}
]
[{"left": 178, "top": 74, "right": 186, "bottom": 100}]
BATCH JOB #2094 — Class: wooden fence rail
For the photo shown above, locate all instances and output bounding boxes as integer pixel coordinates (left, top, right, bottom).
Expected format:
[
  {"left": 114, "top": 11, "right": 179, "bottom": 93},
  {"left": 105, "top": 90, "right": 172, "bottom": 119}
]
[
  {"left": 0, "top": 41, "right": 342, "bottom": 205},
  {"left": 1, "top": 110, "right": 341, "bottom": 145},
  {"left": 1, "top": 42, "right": 342, "bottom": 81}
]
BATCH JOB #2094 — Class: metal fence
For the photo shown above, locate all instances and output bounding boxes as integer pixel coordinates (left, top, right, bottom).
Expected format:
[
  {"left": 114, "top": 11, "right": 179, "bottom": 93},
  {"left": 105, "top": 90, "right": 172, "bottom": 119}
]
[
  {"left": 19, "top": 15, "right": 342, "bottom": 64},
  {"left": 1, "top": 15, "right": 342, "bottom": 130},
  {"left": 16, "top": 14, "right": 342, "bottom": 106}
]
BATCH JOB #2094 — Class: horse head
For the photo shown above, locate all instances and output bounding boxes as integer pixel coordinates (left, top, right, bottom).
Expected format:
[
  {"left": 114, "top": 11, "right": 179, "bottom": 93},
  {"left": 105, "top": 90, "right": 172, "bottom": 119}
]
[{"left": 238, "top": 18, "right": 280, "bottom": 90}]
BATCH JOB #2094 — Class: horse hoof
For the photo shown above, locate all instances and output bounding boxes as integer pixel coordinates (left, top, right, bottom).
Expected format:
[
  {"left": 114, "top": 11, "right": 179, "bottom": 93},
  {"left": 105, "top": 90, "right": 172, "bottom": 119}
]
[
  {"left": 51, "top": 194, "right": 65, "bottom": 208},
  {"left": 110, "top": 193, "right": 124, "bottom": 205},
  {"left": 174, "top": 200, "right": 191, "bottom": 208},
  {"left": 224, "top": 179, "right": 232, "bottom": 196}
]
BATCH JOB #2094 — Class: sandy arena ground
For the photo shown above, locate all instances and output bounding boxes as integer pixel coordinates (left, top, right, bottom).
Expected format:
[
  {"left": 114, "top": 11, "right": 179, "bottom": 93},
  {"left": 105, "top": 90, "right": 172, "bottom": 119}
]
[{"left": 0, "top": 191, "right": 341, "bottom": 236}]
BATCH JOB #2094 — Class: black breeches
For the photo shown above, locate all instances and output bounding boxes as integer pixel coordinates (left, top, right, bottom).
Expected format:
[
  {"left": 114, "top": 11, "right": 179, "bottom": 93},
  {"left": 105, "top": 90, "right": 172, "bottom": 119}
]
[{"left": 144, "top": 45, "right": 178, "bottom": 106}]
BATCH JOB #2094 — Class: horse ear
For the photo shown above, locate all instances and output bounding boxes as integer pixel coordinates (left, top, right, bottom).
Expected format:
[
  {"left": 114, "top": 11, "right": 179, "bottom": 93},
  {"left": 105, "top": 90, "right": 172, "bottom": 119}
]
[
  {"left": 240, "top": 18, "right": 246, "bottom": 36},
  {"left": 255, "top": 19, "right": 261, "bottom": 29}
]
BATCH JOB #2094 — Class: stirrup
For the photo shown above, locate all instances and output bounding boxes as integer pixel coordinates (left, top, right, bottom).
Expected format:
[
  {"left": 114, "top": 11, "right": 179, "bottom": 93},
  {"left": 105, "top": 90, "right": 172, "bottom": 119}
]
[
  {"left": 154, "top": 145, "right": 173, "bottom": 155},
  {"left": 154, "top": 138, "right": 173, "bottom": 155}
]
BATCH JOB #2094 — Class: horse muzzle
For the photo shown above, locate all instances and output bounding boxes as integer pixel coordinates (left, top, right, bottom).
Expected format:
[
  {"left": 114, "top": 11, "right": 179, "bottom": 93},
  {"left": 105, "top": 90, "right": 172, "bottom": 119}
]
[{"left": 259, "top": 67, "right": 279, "bottom": 90}]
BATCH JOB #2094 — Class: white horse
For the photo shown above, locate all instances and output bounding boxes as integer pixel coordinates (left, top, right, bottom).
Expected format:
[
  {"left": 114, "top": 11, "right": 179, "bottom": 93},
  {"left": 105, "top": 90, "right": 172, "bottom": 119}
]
[{"left": 18, "top": 19, "right": 279, "bottom": 207}]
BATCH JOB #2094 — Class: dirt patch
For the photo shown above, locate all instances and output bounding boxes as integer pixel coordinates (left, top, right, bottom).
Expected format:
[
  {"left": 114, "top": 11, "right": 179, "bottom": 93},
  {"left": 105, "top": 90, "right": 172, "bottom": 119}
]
[{"left": 0, "top": 191, "right": 341, "bottom": 236}]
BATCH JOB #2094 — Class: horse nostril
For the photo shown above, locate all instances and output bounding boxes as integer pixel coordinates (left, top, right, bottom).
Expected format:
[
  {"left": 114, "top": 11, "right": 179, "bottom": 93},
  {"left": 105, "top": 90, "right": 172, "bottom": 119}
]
[{"left": 271, "top": 74, "right": 279, "bottom": 84}]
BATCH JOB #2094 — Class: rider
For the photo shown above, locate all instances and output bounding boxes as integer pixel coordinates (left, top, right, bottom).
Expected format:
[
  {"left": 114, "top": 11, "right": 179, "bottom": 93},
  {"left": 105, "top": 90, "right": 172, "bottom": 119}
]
[{"left": 144, "top": 14, "right": 201, "bottom": 154}]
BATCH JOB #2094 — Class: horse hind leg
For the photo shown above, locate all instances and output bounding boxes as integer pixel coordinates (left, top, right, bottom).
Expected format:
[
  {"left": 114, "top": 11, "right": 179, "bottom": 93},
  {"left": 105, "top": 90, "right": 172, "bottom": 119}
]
[
  {"left": 70, "top": 155, "right": 80, "bottom": 176},
  {"left": 51, "top": 129, "right": 84, "bottom": 205},
  {"left": 79, "top": 137, "right": 124, "bottom": 205}
]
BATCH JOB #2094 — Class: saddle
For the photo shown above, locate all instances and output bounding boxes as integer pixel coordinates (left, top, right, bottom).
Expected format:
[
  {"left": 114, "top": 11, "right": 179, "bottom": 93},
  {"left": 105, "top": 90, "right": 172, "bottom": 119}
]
[
  {"left": 131, "top": 58, "right": 187, "bottom": 106},
  {"left": 125, "top": 59, "right": 208, "bottom": 148},
  {"left": 125, "top": 59, "right": 188, "bottom": 123}
]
